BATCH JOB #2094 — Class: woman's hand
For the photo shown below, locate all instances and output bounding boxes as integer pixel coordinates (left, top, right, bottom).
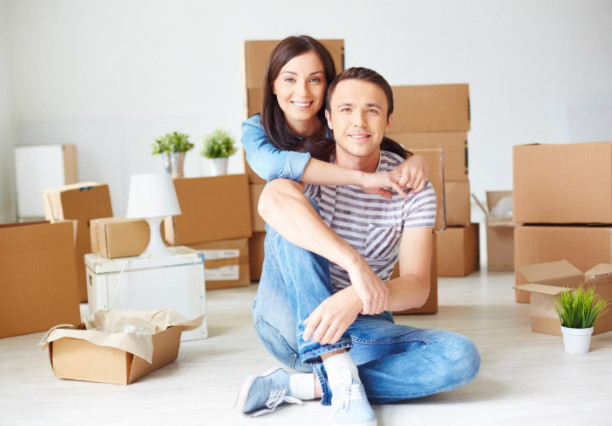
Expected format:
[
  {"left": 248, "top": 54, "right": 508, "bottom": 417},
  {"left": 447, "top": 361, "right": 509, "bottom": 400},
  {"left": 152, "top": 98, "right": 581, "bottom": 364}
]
[
  {"left": 396, "top": 154, "right": 429, "bottom": 194},
  {"left": 360, "top": 170, "right": 408, "bottom": 199},
  {"left": 303, "top": 287, "right": 362, "bottom": 345}
]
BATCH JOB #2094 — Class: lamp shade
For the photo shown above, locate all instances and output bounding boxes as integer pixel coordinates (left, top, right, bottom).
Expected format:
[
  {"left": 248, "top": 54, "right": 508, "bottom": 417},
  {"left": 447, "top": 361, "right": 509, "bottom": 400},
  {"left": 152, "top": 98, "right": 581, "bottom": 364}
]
[{"left": 126, "top": 173, "right": 181, "bottom": 218}]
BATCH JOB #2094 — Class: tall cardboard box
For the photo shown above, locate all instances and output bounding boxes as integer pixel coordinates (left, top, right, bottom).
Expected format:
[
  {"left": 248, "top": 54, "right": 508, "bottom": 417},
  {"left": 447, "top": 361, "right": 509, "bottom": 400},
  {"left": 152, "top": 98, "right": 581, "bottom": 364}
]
[
  {"left": 444, "top": 181, "right": 471, "bottom": 226},
  {"left": 164, "top": 175, "right": 252, "bottom": 245},
  {"left": 189, "top": 238, "right": 250, "bottom": 289},
  {"left": 513, "top": 142, "right": 612, "bottom": 224},
  {"left": 410, "top": 148, "right": 445, "bottom": 231},
  {"left": 388, "top": 84, "right": 470, "bottom": 134},
  {"left": 436, "top": 224, "right": 480, "bottom": 277},
  {"left": 0, "top": 221, "right": 81, "bottom": 338},
  {"left": 42, "top": 182, "right": 114, "bottom": 302},
  {"left": 389, "top": 132, "right": 468, "bottom": 181},
  {"left": 514, "top": 225, "right": 612, "bottom": 302},
  {"left": 392, "top": 233, "right": 438, "bottom": 314}
]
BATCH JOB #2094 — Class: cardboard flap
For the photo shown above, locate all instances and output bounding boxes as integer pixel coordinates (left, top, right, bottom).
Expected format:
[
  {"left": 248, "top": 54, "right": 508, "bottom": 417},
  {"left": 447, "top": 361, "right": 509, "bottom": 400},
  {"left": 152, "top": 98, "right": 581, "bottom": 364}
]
[
  {"left": 516, "top": 283, "right": 571, "bottom": 296},
  {"left": 516, "top": 260, "right": 583, "bottom": 285},
  {"left": 585, "top": 263, "right": 612, "bottom": 279}
]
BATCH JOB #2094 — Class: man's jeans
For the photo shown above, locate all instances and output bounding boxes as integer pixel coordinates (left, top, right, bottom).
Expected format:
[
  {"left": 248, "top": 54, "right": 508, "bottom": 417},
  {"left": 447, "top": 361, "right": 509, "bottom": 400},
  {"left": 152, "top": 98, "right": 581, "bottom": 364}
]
[{"left": 253, "top": 224, "right": 481, "bottom": 406}]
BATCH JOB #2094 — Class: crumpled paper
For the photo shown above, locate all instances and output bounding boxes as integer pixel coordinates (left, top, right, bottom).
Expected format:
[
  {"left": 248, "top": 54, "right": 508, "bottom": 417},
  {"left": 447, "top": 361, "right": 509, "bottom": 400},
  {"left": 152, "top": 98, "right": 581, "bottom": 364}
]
[{"left": 41, "top": 310, "right": 204, "bottom": 364}]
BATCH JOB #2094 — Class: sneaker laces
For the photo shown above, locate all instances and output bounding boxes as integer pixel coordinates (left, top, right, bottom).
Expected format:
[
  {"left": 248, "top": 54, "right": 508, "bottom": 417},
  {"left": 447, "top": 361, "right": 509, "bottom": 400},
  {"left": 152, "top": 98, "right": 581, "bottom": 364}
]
[
  {"left": 334, "top": 370, "right": 365, "bottom": 411},
  {"left": 250, "top": 388, "right": 303, "bottom": 417}
]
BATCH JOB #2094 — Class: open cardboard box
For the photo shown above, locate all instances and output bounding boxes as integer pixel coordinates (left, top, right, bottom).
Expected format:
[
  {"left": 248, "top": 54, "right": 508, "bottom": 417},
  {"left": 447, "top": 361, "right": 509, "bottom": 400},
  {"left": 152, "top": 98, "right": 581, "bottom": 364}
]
[
  {"left": 516, "top": 260, "right": 612, "bottom": 336},
  {"left": 42, "top": 310, "right": 203, "bottom": 385}
]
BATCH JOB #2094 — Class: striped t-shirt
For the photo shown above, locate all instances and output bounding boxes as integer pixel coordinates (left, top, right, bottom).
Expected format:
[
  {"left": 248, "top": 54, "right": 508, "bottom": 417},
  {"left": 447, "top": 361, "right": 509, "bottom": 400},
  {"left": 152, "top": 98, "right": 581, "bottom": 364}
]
[{"left": 303, "top": 150, "right": 437, "bottom": 293}]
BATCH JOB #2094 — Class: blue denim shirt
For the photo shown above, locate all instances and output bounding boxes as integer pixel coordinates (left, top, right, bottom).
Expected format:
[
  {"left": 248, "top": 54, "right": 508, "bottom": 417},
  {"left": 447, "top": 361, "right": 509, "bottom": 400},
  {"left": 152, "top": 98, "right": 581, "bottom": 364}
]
[{"left": 241, "top": 115, "right": 312, "bottom": 182}]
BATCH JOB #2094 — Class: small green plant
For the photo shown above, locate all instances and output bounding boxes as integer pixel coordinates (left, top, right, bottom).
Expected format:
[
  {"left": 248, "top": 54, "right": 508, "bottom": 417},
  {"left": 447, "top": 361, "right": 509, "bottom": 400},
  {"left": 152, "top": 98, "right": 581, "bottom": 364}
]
[
  {"left": 152, "top": 132, "right": 194, "bottom": 155},
  {"left": 554, "top": 286, "right": 608, "bottom": 329},
  {"left": 200, "top": 129, "right": 237, "bottom": 159}
]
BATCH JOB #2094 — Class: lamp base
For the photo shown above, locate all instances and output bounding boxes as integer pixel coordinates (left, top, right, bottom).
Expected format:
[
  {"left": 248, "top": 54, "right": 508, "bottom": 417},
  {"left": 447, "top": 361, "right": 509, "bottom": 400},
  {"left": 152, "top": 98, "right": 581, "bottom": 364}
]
[{"left": 140, "top": 216, "right": 173, "bottom": 258}]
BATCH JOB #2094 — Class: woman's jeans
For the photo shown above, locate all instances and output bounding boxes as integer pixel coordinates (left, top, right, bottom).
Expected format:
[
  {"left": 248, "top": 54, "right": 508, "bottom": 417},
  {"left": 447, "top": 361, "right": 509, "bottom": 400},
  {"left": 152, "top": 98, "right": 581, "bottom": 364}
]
[{"left": 253, "top": 224, "right": 481, "bottom": 406}]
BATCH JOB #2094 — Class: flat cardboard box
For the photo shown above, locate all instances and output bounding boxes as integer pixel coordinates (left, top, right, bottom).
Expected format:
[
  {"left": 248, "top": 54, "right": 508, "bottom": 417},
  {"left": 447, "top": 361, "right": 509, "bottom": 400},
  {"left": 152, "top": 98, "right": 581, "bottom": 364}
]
[
  {"left": 444, "top": 181, "right": 471, "bottom": 226},
  {"left": 164, "top": 174, "right": 252, "bottom": 245},
  {"left": 435, "top": 224, "right": 480, "bottom": 277},
  {"left": 516, "top": 261, "right": 612, "bottom": 335},
  {"left": 389, "top": 132, "right": 468, "bottom": 181},
  {"left": 513, "top": 142, "right": 612, "bottom": 224},
  {"left": 189, "top": 238, "right": 250, "bottom": 289},
  {"left": 243, "top": 39, "right": 344, "bottom": 90},
  {"left": 392, "top": 232, "right": 438, "bottom": 314},
  {"left": 249, "top": 183, "right": 266, "bottom": 232},
  {"left": 388, "top": 84, "right": 470, "bottom": 134},
  {"left": 90, "top": 217, "right": 149, "bottom": 259},
  {"left": 42, "top": 310, "right": 203, "bottom": 384},
  {"left": 514, "top": 225, "right": 612, "bottom": 302},
  {"left": 0, "top": 221, "right": 81, "bottom": 338},
  {"left": 410, "top": 148, "right": 445, "bottom": 231},
  {"left": 42, "top": 182, "right": 114, "bottom": 302},
  {"left": 249, "top": 231, "right": 266, "bottom": 281}
]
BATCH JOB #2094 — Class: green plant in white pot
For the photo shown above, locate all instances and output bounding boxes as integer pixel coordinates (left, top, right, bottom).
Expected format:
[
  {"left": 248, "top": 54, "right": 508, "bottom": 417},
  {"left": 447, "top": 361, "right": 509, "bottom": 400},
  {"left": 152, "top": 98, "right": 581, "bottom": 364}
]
[
  {"left": 554, "top": 286, "right": 608, "bottom": 354},
  {"left": 200, "top": 129, "right": 237, "bottom": 176},
  {"left": 152, "top": 132, "right": 194, "bottom": 178}
]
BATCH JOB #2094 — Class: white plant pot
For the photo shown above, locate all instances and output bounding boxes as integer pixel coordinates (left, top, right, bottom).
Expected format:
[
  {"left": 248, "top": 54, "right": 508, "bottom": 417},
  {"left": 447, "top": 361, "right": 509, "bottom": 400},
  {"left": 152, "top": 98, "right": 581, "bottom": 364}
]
[
  {"left": 208, "top": 158, "right": 228, "bottom": 176},
  {"left": 561, "top": 326, "right": 593, "bottom": 354}
]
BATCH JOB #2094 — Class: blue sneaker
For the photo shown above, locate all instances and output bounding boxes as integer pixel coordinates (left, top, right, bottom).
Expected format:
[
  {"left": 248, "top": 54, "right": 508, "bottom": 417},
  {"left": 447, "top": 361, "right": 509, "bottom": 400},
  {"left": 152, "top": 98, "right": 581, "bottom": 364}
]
[
  {"left": 330, "top": 369, "right": 377, "bottom": 426},
  {"left": 235, "top": 367, "right": 303, "bottom": 416}
]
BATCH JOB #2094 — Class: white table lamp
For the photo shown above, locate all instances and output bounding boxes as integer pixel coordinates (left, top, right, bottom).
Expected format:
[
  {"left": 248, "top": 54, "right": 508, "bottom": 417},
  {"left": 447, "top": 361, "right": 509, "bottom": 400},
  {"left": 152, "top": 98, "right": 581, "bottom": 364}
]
[{"left": 126, "top": 173, "right": 181, "bottom": 257}]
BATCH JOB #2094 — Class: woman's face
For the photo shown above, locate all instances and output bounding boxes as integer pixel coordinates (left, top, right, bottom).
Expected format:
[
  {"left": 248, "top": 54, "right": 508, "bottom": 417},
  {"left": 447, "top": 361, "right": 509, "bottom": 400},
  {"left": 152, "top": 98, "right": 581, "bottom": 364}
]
[{"left": 273, "top": 50, "right": 327, "bottom": 130}]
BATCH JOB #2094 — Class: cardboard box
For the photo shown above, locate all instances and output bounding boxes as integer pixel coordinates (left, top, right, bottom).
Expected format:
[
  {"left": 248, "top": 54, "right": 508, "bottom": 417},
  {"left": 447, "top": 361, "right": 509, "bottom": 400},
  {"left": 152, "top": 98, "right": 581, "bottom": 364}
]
[
  {"left": 243, "top": 39, "right": 344, "bottom": 90},
  {"left": 0, "top": 221, "right": 81, "bottom": 338},
  {"left": 42, "top": 310, "right": 203, "bottom": 385},
  {"left": 164, "top": 174, "right": 252, "bottom": 245},
  {"left": 389, "top": 132, "right": 468, "bottom": 181},
  {"left": 444, "top": 181, "right": 470, "bottom": 226},
  {"left": 392, "top": 232, "right": 438, "bottom": 314},
  {"left": 249, "top": 183, "right": 266, "bottom": 232},
  {"left": 514, "top": 225, "right": 612, "bottom": 302},
  {"left": 436, "top": 224, "right": 480, "bottom": 276},
  {"left": 189, "top": 238, "right": 250, "bottom": 289},
  {"left": 42, "top": 182, "right": 114, "bottom": 302},
  {"left": 483, "top": 191, "right": 515, "bottom": 272},
  {"left": 516, "top": 261, "right": 612, "bottom": 335},
  {"left": 90, "top": 217, "right": 149, "bottom": 259},
  {"left": 249, "top": 231, "right": 266, "bottom": 281},
  {"left": 513, "top": 142, "right": 612, "bottom": 224},
  {"left": 410, "top": 148, "right": 445, "bottom": 231},
  {"left": 388, "top": 84, "right": 470, "bottom": 134}
]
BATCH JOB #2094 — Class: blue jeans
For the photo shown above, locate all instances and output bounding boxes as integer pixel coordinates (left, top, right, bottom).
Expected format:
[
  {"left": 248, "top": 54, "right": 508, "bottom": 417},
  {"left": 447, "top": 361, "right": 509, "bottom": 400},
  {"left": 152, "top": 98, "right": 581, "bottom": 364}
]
[{"left": 253, "top": 223, "right": 481, "bottom": 406}]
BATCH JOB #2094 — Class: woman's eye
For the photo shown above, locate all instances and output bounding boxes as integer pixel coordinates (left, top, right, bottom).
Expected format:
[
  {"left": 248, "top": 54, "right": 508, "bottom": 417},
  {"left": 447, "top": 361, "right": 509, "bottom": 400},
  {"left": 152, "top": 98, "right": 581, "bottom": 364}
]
[
  {"left": 284, "top": 77, "right": 295, "bottom": 83},
  {"left": 310, "top": 77, "right": 321, "bottom": 83}
]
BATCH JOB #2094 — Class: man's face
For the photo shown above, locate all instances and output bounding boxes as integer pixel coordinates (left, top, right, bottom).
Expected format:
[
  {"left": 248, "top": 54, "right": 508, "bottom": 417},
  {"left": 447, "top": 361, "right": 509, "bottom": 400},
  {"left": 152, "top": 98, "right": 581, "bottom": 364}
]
[{"left": 325, "top": 79, "right": 392, "bottom": 162}]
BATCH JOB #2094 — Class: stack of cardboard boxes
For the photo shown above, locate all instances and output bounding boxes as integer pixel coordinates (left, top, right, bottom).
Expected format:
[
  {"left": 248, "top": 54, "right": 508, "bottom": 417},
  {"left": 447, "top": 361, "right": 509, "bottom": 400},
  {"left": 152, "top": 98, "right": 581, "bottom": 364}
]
[
  {"left": 513, "top": 142, "right": 612, "bottom": 304},
  {"left": 241, "top": 39, "right": 345, "bottom": 280},
  {"left": 386, "top": 84, "right": 479, "bottom": 277}
]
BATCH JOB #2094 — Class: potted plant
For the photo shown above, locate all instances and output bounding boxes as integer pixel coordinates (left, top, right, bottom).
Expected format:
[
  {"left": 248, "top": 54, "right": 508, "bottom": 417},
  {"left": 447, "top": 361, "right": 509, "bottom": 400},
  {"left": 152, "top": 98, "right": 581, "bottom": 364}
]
[
  {"left": 554, "top": 286, "right": 608, "bottom": 354},
  {"left": 152, "top": 132, "right": 194, "bottom": 178},
  {"left": 200, "top": 129, "right": 237, "bottom": 176}
]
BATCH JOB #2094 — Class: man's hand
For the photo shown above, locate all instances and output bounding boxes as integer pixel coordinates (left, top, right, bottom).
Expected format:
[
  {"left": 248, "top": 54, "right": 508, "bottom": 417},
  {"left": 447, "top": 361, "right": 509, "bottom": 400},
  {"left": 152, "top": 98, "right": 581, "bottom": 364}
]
[
  {"left": 396, "top": 154, "right": 428, "bottom": 194},
  {"left": 346, "top": 258, "right": 389, "bottom": 315},
  {"left": 303, "top": 287, "right": 362, "bottom": 345}
]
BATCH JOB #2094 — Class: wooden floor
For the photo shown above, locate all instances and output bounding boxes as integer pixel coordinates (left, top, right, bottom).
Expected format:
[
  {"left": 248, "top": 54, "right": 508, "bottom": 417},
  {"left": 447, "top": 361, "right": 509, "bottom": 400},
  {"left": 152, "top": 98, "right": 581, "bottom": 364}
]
[{"left": 1, "top": 271, "right": 611, "bottom": 426}]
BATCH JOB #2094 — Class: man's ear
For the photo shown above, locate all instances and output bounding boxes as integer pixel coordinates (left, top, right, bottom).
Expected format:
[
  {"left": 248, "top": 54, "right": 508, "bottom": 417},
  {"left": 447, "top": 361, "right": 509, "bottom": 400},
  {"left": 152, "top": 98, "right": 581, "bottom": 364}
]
[
  {"left": 325, "top": 109, "right": 333, "bottom": 129},
  {"left": 386, "top": 112, "right": 393, "bottom": 130}
]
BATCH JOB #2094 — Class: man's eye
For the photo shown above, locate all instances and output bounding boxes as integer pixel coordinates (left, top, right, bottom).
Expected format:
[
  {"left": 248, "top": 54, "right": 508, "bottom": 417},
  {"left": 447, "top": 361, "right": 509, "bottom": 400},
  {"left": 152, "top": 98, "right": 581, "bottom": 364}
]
[
  {"left": 368, "top": 109, "right": 379, "bottom": 114},
  {"left": 340, "top": 107, "right": 350, "bottom": 113}
]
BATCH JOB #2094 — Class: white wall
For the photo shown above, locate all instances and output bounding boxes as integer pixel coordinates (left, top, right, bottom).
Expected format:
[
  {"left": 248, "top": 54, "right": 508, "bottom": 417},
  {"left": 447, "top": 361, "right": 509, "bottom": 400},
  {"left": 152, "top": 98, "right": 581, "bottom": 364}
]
[
  {"left": 0, "top": 0, "right": 16, "bottom": 222},
  {"left": 3, "top": 0, "right": 612, "bottom": 218}
]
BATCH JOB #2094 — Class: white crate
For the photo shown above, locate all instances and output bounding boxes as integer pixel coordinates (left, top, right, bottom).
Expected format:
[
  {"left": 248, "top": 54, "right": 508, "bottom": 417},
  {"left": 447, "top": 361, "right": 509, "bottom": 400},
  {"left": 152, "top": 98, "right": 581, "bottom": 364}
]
[{"left": 85, "top": 246, "right": 207, "bottom": 341}]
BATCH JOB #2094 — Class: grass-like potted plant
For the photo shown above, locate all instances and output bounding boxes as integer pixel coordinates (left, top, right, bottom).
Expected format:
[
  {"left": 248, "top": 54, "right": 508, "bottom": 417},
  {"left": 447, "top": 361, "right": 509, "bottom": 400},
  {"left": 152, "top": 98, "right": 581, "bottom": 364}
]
[
  {"left": 152, "top": 132, "right": 194, "bottom": 178},
  {"left": 554, "top": 286, "right": 608, "bottom": 354},
  {"left": 200, "top": 129, "right": 237, "bottom": 176}
]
